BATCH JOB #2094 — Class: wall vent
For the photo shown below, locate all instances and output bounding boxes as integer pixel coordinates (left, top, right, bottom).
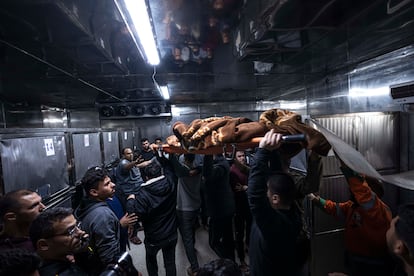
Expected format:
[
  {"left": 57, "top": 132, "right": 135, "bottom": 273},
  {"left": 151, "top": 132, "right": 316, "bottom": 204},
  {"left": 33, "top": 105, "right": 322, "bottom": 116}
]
[{"left": 390, "top": 81, "right": 414, "bottom": 104}]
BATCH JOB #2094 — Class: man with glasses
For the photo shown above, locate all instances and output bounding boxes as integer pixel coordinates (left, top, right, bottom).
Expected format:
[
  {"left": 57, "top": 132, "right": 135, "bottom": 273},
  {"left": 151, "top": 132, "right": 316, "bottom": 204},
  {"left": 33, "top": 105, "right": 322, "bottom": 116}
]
[
  {"left": 30, "top": 207, "right": 89, "bottom": 275},
  {"left": 0, "top": 189, "right": 45, "bottom": 251},
  {"left": 74, "top": 166, "right": 121, "bottom": 275}
]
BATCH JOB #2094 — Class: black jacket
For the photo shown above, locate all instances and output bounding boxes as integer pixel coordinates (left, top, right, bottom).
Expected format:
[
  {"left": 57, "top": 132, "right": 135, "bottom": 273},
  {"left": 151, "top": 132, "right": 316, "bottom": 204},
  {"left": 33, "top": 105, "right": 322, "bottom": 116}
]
[
  {"left": 203, "top": 155, "right": 235, "bottom": 218},
  {"left": 39, "top": 260, "right": 88, "bottom": 276},
  {"left": 129, "top": 162, "right": 177, "bottom": 246},
  {"left": 247, "top": 148, "right": 302, "bottom": 276},
  {"left": 74, "top": 198, "right": 120, "bottom": 275}
]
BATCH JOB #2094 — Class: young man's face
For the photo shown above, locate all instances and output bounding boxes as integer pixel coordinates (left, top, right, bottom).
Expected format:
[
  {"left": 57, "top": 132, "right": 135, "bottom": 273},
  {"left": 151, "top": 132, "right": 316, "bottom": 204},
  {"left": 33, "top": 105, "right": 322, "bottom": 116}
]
[
  {"left": 16, "top": 192, "right": 45, "bottom": 226},
  {"left": 95, "top": 176, "right": 116, "bottom": 200},
  {"left": 45, "top": 214, "right": 86, "bottom": 259},
  {"left": 235, "top": 151, "right": 246, "bottom": 165},
  {"left": 142, "top": 140, "right": 150, "bottom": 151},
  {"left": 123, "top": 148, "right": 134, "bottom": 161}
]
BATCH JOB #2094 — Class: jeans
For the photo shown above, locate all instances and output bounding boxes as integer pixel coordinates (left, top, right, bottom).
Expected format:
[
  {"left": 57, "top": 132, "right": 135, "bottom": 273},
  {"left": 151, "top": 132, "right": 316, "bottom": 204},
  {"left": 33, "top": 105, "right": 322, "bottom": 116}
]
[
  {"left": 145, "top": 238, "right": 177, "bottom": 276},
  {"left": 177, "top": 210, "right": 199, "bottom": 270}
]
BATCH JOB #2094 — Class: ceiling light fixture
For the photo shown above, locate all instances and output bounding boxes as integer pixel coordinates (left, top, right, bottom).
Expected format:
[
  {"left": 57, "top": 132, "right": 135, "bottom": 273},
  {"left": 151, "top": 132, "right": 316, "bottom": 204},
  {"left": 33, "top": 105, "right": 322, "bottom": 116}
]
[
  {"left": 114, "top": 0, "right": 160, "bottom": 65},
  {"left": 159, "top": 85, "right": 170, "bottom": 100}
]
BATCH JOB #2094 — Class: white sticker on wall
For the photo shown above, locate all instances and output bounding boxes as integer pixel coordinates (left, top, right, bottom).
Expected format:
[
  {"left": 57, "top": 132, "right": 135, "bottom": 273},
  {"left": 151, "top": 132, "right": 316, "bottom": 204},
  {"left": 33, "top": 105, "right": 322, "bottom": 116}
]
[
  {"left": 124, "top": 132, "right": 128, "bottom": 140},
  {"left": 108, "top": 132, "right": 112, "bottom": 142},
  {"left": 84, "top": 134, "right": 90, "bottom": 147},
  {"left": 44, "top": 138, "right": 55, "bottom": 156}
]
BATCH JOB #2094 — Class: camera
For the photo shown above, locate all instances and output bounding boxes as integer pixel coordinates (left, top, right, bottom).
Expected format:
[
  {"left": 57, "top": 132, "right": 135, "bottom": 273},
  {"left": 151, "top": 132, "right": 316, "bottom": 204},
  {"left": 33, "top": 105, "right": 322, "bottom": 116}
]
[{"left": 99, "top": 252, "right": 139, "bottom": 276}]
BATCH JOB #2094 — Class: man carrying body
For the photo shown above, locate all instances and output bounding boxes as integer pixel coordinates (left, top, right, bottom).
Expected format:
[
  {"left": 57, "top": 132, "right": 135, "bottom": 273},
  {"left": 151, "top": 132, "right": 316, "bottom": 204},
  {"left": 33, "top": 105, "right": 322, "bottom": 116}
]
[
  {"left": 127, "top": 160, "right": 178, "bottom": 276},
  {"left": 247, "top": 129, "right": 302, "bottom": 276},
  {"left": 116, "top": 147, "right": 151, "bottom": 245},
  {"left": 0, "top": 189, "right": 45, "bottom": 251}
]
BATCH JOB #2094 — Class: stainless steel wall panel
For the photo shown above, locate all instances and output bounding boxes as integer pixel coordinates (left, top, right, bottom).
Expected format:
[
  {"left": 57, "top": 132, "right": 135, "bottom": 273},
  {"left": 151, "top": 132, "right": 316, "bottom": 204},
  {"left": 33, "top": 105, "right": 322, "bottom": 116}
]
[
  {"left": 409, "top": 113, "right": 414, "bottom": 170},
  {"left": 311, "top": 231, "right": 347, "bottom": 276},
  {"left": 316, "top": 116, "right": 357, "bottom": 176},
  {"left": 314, "top": 113, "right": 399, "bottom": 174},
  {"left": 72, "top": 132, "right": 102, "bottom": 182},
  {"left": 399, "top": 187, "right": 414, "bottom": 205},
  {"left": 69, "top": 110, "right": 100, "bottom": 128},
  {"left": 0, "top": 135, "right": 69, "bottom": 195},
  {"left": 102, "top": 131, "right": 120, "bottom": 165},
  {"left": 358, "top": 114, "right": 398, "bottom": 170},
  {"left": 134, "top": 119, "right": 168, "bottom": 144},
  {"left": 119, "top": 130, "right": 135, "bottom": 151}
]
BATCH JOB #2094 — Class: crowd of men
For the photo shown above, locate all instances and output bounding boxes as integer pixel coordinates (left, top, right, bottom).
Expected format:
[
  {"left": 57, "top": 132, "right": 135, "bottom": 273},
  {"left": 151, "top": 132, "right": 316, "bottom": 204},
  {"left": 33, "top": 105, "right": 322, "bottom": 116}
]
[{"left": 1, "top": 130, "right": 414, "bottom": 276}]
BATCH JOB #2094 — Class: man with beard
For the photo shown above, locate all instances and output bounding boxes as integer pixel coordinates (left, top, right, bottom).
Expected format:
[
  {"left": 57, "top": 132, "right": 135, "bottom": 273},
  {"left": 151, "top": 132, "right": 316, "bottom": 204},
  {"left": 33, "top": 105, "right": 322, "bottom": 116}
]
[
  {"left": 0, "top": 189, "right": 45, "bottom": 251},
  {"left": 74, "top": 166, "right": 121, "bottom": 275},
  {"left": 30, "top": 207, "right": 89, "bottom": 276},
  {"left": 116, "top": 147, "right": 152, "bottom": 245},
  {"left": 229, "top": 150, "right": 251, "bottom": 272}
]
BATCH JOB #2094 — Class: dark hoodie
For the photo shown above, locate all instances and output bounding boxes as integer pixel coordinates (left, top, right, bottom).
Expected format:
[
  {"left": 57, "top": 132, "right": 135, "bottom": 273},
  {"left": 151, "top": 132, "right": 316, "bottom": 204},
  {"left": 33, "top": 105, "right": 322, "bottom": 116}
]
[
  {"left": 74, "top": 198, "right": 120, "bottom": 275},
  {"left": 130, "top": 174, "right": 177, "bottom": 246}
]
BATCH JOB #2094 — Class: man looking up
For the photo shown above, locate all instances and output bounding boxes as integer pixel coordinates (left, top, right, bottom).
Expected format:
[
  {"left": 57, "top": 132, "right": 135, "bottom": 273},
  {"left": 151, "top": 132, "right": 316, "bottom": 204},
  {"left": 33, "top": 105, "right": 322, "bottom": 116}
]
[{"left": 74, "top": 166, "right": 121, "bottom": 275}]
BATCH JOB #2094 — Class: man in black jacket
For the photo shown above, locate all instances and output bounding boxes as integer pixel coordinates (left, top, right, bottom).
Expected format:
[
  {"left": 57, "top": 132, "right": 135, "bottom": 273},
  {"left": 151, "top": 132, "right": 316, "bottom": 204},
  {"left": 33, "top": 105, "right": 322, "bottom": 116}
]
[
  {"left": 127, "top": 160, "right": 178, "bottom": 276},
  {"left": 247, "top": 129, "right": 302, "bottom": 276}
]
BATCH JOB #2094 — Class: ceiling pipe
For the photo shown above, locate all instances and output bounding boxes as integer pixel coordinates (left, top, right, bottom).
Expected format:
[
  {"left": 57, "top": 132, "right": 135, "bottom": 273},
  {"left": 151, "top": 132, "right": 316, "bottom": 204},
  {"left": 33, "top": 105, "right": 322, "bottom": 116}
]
[{"left": 0, "top": 38, "right": 125, "bottom": 103}]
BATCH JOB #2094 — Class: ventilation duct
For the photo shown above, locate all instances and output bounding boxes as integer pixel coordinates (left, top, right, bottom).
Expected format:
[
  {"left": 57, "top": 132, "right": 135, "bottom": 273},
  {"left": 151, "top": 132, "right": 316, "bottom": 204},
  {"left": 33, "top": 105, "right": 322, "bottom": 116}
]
[
  {"left": 98, "top": 102, "right": 171, "bottom": 119},
  {"left": 100, "top": 106, "right": 115, "bottom": 117}
]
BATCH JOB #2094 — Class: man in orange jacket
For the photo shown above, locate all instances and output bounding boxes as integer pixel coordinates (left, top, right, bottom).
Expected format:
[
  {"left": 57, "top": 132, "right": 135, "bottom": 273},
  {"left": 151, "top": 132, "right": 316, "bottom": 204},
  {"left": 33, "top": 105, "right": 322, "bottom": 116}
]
[{"left": 308, "top": 157, "right": 393, "bottom": 276}]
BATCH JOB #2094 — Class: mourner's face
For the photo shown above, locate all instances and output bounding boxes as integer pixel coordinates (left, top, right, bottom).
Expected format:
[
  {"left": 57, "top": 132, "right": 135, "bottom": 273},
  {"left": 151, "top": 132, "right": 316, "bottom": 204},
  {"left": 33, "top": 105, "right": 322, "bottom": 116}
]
[
  {"left": 16, "top": 192, "right": 45, "bottom": 226},
  {"left": 96, "top": 176, "right": 116, "bottom": 200},
  {"left": 142, "top": 140, "right": 150, "bottom": 150},
  {"left": 45, "top": 215, "right": 87, "bottom": 258},
  {"left": 235, "top": 151, "right": 246, "bottom": 165},
  {"left": 123, "top": 148, "right": 134, "bottom": 161}
]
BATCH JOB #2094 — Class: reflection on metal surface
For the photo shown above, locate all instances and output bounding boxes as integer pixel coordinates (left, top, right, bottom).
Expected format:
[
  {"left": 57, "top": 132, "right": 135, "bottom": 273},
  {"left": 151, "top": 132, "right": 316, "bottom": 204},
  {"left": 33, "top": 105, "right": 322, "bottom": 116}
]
[
  {"left": 310, "top": 118, "right": 383, "bottom": 180},
  {"left": 348, "top": 86, "right": 389, "bottom": 97},
  {"left": 314, "top": 228, "right": 345, "bottom": 237},
  {"left": 0, "top": 135, "right": 69, "bottom": 194},
  {"left": 383, "top": 170, "right": 414, "bottom": 190}
]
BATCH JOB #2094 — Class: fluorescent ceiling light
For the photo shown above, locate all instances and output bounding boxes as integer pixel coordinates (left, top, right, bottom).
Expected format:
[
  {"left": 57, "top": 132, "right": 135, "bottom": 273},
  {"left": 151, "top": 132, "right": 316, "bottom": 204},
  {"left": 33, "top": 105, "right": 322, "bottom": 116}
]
[
  {"left": 159, "top": 85, "right": 170, "bottom": 100},
  {"left": 349, "top": 86, "right": 390, "bottom": 97},
  {"left": 115, "top": 0, "right": 160, "bottom": 65}
]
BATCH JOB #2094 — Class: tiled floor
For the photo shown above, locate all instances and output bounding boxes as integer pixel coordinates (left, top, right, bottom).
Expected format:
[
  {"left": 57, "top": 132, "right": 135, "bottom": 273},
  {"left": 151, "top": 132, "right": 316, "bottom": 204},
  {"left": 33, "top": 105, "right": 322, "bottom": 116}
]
[{"left": 128, "top": 226, "right": 249, "bottom": 276}]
